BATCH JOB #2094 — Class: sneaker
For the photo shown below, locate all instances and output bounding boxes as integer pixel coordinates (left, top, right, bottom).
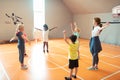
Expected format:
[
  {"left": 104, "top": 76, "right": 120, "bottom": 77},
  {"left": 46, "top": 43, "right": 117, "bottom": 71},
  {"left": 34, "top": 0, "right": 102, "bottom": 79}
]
[
  {"left": 72, "top": 75, "right": 76, "bottom": 78},
  {"left": 88, "top": 66, "right": 95, "bottom": 70},
  {"left": 21, "top": 65, "right": 28, "bottom": 70},
  {"left": 43, "top": 50, "right": 45, "bottom": 53},
  {"left": 65, "top": 77, "right": 72, "bottom": 80},
  {"left": 47, "top": 50, "right": 49, "bottom": 53},
  {"left": 95, "top": 67, "right": 98, "bottom": 70}
]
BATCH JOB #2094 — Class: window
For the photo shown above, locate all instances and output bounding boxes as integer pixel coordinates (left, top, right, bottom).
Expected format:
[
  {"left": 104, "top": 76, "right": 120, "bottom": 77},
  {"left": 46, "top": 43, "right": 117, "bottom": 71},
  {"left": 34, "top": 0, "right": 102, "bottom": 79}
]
[{"left": 33, "top": 0, "right": 45, "bottom": 29}]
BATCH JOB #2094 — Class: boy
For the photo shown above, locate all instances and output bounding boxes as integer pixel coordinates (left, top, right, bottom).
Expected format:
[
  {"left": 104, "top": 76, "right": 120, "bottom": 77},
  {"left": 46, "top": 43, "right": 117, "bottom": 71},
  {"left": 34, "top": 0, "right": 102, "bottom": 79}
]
[{"left": 63, "top": 30, "right": 80, "bottom": 80}]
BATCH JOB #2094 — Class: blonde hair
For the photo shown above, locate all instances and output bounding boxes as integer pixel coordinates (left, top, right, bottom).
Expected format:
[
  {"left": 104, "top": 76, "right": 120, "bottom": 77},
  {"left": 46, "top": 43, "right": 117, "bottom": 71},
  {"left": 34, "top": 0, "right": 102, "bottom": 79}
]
[
  {"left": 16, "top": 24, "right": 24, "bottom": 33},
  {"left": 75, "top": 27, "right": 80, "bottom": 32},
  {"left": 73, "top": 22, "right": 80, "bottom": 32}
]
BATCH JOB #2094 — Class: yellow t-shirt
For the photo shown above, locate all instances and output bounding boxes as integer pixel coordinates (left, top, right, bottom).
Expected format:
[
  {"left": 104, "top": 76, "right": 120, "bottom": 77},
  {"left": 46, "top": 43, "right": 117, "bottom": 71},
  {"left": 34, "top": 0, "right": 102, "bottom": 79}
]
[{"left": 68, "top": 42, "right": 79, "bottom": 60}]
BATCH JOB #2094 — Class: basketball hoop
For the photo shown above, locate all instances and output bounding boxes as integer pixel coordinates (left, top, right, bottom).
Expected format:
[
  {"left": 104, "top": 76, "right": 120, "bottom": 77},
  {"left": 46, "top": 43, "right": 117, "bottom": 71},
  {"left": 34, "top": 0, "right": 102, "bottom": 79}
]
[{"left": 112, "top": 5, "right": 120, "bottom": 18}]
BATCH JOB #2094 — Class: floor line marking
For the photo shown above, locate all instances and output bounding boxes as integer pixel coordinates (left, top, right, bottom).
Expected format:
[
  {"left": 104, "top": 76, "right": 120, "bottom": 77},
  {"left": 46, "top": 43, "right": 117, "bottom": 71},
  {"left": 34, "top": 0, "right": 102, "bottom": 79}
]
[
  {"left": 56, "top": 43, "right": 120, "bottom": 69},
  {"left": 27, "top": 40, "right": 120, "bottom": 80},
  {"left": 27, "top": 50, "right": 84, "bottom": 80},
  {"left": 47, "top": 57, "right": 84, "bottom": 80},
  {"left": 56, "top": 42, "right": 120, "bottom": 80},
  {"left": 0, "top": 73, "right": 4, "bottom": 80},
  {"left": 0, "top": 61, "right": 10, "bottom": 80},
  {"left": 112, "top": 55, "right": 120, "bottom": 58},
  {"left": 55, "top": 41, "right": 120, "bottom": 59},
  {"left": 28, "top": 53, "right": 68, "bottom": 70},
  {"left": 100, "top": 54, "right": 113, "bottom": 58},
  {"left": 101, "top": 70, "right": 120, "bottom": 80}
]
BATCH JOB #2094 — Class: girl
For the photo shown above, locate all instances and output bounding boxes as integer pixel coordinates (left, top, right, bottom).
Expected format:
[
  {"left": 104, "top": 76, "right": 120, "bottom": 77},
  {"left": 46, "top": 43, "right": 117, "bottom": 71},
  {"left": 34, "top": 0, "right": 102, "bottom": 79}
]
[
  {"left": 10, "top": 24, "right": 28, "bottom": 57},
  {"left": 70, "top": 22, "right": 80, "bottom": 41},
  {"left": 16, "top": 24, "right": 30, "bottom": 70},
  {"left": 43, "top": 24, "right": 57, "bottom": 53},
  {"left": 88, "top": 17, "right": 109, "bottom": 70}
]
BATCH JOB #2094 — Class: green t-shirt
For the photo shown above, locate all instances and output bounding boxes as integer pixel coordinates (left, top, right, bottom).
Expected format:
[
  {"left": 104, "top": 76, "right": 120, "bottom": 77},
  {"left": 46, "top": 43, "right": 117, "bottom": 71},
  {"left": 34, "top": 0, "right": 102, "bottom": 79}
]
[{"left": 73, "top": 32, "right": 80, "bottom": 39}]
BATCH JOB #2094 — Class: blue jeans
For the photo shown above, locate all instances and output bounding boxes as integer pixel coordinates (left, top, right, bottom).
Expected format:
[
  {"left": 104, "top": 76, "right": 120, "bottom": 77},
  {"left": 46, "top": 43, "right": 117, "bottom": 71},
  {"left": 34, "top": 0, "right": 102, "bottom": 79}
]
[{"left": 18, "top": 45, "right": 25, "bottom": 64}]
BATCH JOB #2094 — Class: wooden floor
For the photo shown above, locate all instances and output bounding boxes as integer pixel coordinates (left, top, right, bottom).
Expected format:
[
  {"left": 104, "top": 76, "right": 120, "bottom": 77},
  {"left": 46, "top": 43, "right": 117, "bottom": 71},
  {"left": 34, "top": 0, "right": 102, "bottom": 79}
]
[{"left": 0, "top": 39, "right": 120, "bottom": 80}]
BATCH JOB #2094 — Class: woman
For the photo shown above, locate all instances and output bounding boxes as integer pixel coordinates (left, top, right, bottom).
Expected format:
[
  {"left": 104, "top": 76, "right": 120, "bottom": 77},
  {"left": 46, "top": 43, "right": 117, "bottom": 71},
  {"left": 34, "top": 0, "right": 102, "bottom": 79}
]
[{"left": 88, "top": 17, "right": 109, "bottom": 70}]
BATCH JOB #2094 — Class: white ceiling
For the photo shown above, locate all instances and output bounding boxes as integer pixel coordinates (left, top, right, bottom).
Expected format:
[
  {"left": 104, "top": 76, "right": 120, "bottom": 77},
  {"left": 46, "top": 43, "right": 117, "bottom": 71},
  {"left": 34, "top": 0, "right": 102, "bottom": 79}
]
[{"left": 62, "top": 0, "right": 120, "bottom": 14}]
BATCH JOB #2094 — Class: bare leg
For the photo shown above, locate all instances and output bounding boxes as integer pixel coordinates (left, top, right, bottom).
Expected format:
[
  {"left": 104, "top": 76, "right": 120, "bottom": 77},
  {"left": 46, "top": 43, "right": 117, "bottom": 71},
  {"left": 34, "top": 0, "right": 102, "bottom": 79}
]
[
  {"left": 43, "top": 42, "right": 46, "bottom": 53},
  {"left": 46, "top": 42, "right": 49, "bottom": 53},
  {"left": 69, "top": 69, "right": 73, "bottom": 78},
  {"left": 74, "top": 67, "right": 78, "bottom": 76}
]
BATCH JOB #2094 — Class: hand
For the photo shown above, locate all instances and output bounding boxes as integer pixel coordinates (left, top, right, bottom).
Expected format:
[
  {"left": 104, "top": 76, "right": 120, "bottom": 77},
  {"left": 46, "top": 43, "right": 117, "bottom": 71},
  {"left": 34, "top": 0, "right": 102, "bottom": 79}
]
[
  {"left": 104, "top": 22, "right": 110, "bottom": 27},
  {"left": 9, "top": 37, "right": 16, "bottom": 42},
  {"left": 9, "top": 39, "right": 13, "bottom": 42},
  {"left": 73, "top": 22, "right": 77, "bottom": 26},
  {"left": 106, "top": 22, "right": 109, "bottom": 25}
]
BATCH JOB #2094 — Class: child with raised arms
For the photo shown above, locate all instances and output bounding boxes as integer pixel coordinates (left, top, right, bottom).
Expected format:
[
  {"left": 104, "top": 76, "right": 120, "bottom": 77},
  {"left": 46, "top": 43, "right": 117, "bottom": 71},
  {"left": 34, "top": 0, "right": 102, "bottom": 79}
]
[{"left": 63, "top": 30, "right": 80, "bottom": 80}]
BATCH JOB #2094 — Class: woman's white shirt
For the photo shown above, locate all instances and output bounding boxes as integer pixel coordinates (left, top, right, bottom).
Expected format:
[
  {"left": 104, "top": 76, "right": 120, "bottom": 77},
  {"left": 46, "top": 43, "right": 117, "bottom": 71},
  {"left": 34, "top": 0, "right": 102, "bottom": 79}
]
[{"left": 92, "top": 26, "right": 101, "bottom": 37}]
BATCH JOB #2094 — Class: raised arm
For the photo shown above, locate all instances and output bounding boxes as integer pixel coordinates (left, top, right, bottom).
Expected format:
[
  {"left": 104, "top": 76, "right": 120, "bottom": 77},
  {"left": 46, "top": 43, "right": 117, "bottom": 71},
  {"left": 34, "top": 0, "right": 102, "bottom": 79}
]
[
  {"left": 5, "top": 13, "right": 10, "bottom": 18},
  {"left": 35, "top": 28, "right": 43, "bottom": 31},
  {"left": 70, "top": 22, "right": 74, "bottom": 33},
  {"left": 21, "top": 34, "right": 31, "bottom": 45},
  {"left": 49, "top": 26, "right": 57, "bottom": 31},
  {"left": 16, "top": 16, "right": 22, "bottom": 19},
  {"left": 63, "top": 30, "right": 69, "bottom": 45},
  {"left": 100, "top": 22, "right": 109, "bottom": 30}
]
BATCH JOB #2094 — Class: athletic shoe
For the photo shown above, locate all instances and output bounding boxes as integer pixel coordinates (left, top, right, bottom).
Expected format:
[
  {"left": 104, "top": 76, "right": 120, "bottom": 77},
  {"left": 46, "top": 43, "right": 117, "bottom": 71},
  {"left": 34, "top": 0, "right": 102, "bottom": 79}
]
[
  {"left": 21, "top": 65, "right": 28, "bottom": 70},
  {"left": 95, "top": 67, "right": 98, "bottom": 70},
  {"left": 88, "top": 66, "right": 95, "bottom": 70},
  {"left": 47, "top": 50, "right": 49, "bottom": 53},
  {"left": 43, "top": 50, "right": 45, "bottom": 53},
  {"left": 65, "top": 77, "right": 72, "bottom": 80},
  {"left": 72, "top": 75, "right": 76, "bottom": 78}
]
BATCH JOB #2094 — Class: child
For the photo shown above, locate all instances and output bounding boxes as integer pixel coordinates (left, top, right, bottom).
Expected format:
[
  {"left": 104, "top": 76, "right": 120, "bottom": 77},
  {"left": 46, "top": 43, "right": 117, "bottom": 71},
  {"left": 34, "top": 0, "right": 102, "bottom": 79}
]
[
  {"left": 10, "top": 24, "right": 28, "bottom": 57},
  {"left": 71, "top": 22, "right": 80, "bottom": 59},
  {"left": 16, "top": 24, "right": 30, "bottom": 70},
  {"left": 88, "top": 17, "right": 109, "bottom": 70},
  {"left": 43, "top": 24, "right": 57, "bottom": 53},
  {"left": 70, "top": 22, "right": 80, "bottom": 41},
  {"left": 63, "top": 30, "right": 80, "bottom": 80}
]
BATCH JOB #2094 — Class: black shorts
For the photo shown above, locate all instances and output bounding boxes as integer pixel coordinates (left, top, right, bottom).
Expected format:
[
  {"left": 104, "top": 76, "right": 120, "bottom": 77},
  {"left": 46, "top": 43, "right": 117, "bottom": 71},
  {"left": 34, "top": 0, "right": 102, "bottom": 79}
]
[{"left": 69, "top": 59, "right": 79, "bottom": 69}]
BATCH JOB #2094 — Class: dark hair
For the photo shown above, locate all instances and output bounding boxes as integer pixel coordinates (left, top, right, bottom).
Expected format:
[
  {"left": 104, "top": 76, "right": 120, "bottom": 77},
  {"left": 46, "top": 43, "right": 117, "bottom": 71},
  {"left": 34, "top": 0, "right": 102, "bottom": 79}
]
[
  {"left": 94, "top": 17, "right": 103, "bottom": 33},
  {"left": 43, "top": 24, "right": 48, "bottom": 31},
  {"left": 69, "top": 35, "right": 77, "bottom": 44},
  {"left": 94, "top": 17, "right": 102, "bottom": 27},
  {"left": 12, "top": 13, "right": 14, "bottom": 16}
]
